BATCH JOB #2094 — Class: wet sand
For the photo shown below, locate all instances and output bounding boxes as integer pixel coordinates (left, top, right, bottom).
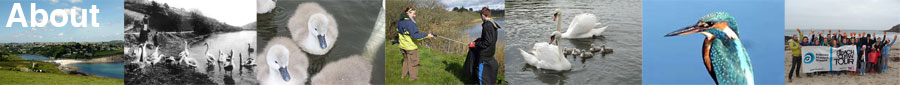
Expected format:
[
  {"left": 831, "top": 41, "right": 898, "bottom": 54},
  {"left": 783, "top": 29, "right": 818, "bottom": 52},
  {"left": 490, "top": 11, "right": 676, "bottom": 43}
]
[{"left": 784, "top": 44, "right": 900, "bottom": 84}]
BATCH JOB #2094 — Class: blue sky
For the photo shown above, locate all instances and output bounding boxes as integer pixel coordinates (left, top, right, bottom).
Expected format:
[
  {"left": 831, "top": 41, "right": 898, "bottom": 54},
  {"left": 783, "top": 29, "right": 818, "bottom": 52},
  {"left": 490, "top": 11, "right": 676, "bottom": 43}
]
[
  {"left": 0, "top": 0, "right": 123, "bottom": 43},
  {"left": 643, "top": 0, "right": 785, "bottom": 84}
]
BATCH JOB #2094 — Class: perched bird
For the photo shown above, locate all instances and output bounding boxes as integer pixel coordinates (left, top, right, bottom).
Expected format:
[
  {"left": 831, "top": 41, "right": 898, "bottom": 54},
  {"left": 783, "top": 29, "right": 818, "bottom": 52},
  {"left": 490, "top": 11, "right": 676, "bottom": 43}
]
[
  {"left": 519, "top": 31, "right": 571, "bottom": 71},
  {"left": 664, "top": 12, "right": 754, "bottom": 84},
  {"left": 288, "top": 2, "right": 338, "bottom": 55},
  {"left": 257, "top": 37, "right": 308, "bottom": 85},
  {"left": 552, "top": 9, "right": 608, "bottom": 39}
]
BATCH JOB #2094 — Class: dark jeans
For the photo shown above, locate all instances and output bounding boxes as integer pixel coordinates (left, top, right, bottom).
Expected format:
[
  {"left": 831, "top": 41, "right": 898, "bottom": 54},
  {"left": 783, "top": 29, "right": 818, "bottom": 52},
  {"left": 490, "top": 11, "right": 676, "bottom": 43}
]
[{"left": 789, "top": 56, "right": 802, "bottom": 80}]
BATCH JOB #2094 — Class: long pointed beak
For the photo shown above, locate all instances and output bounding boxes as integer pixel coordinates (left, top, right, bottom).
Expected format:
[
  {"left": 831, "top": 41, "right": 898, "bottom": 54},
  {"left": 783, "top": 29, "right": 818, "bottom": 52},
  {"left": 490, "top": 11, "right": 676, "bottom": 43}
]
[
  {"left": 664, "top": 26, "right": 702, "bottom": 37},
  {"left": 317, "top": 35, "right": 327, "bottom": 48},
  {"left": 278, "top": 67, "right": 291, "bottom": 81}
]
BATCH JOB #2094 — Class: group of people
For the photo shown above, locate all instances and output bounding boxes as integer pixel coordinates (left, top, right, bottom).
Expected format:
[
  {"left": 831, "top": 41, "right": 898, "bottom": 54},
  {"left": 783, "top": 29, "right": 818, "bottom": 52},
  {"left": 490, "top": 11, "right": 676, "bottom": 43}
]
[
  {"left": 394, "top": 6, "right": 501, "bottom": 84},
  {"left": 787, "top": 29, "right": 897, "bottom": 82}
]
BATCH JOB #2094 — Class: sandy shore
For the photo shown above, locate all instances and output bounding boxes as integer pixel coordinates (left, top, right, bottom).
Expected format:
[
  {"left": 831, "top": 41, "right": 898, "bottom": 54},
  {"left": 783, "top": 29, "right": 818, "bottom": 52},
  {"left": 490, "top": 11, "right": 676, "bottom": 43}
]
[
  {"left": 47, "top": 55, "right": 125, "bottom": 72},
  {"left": 784, "top": 44, "right": 900, "bottom": 84}
]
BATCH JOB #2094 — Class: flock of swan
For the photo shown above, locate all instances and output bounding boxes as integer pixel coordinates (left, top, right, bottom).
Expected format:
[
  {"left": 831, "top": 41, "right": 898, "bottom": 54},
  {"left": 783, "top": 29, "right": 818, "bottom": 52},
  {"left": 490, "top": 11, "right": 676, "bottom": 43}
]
[{"left": 519, "top": 9, "right": 613, "bottom": 71}]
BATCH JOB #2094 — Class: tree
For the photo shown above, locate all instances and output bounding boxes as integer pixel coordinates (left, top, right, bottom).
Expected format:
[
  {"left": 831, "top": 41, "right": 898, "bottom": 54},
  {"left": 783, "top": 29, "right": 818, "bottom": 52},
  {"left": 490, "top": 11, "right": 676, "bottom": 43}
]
[{"left": 452, "top": 7, "right": 459, "bottom": 12}]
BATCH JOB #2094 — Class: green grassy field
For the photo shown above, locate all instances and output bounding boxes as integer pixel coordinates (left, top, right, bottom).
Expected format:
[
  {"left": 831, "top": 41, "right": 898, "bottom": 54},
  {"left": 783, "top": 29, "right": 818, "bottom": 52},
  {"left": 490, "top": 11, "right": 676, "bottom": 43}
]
[
  {"left": 0, "top": 70, "right": 123, "bottom": 84},
  {"left": 385, "top": 42, "right": 504, "bottom": 84}
]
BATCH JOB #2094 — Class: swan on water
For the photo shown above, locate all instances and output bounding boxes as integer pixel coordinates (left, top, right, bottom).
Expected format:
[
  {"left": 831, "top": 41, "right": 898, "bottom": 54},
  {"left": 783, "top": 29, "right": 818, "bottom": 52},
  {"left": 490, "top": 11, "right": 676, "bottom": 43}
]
[
  {"left": 257, "top": 37, "right": 308, "bottom": 85},
  {"left": 288, "top": 2, "right": 338, "bottom": 55},
  {"left": 553, "top": 9, "right": 607, "bottom": 39},
  {"left": 519, "top": 31, "right": 571, "bottom": 71}
]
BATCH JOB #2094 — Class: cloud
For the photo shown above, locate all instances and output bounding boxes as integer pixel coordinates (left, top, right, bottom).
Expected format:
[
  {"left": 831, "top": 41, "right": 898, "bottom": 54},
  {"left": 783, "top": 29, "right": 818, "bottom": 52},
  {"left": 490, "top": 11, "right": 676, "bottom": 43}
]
[
  {"left": 49, "top": 0, "right": 59, "bottom": 3},
  {"left": 57, "top": 32, "right": 64, "bottom": 36},
  {"left": 68, "top": 0, "right": 82, "bottom": 3},
  {"left": 786, "top": 0, "right": 900, "bottom": 30}
]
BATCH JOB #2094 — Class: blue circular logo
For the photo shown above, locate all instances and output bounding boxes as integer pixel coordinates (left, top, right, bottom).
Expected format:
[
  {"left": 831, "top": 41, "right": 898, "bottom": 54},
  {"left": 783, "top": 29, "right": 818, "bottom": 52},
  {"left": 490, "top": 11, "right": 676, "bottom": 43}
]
[{"left": 803, "top": 53, "right": 815, "bottom": 63}]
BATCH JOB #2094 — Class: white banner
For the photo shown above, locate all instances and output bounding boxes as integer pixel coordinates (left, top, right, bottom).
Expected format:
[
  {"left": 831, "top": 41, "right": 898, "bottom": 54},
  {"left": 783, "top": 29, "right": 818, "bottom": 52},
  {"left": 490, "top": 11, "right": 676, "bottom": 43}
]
[{"left": 801, "top": 45, "right": 857, "bottom": 73}]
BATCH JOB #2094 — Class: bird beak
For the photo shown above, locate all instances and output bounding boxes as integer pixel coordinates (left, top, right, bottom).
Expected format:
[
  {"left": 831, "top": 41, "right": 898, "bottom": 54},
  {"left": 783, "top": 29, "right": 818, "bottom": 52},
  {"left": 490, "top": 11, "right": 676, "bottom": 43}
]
[
  {"left": 553, "top": 13, "right": 558, "bottom": 21},
  {"left": 278, "top": 67, "right": 291, "bottom": 81},
  {"left": 549, "top": 35, "right": 557, "bottom": 43},
  {"left": 317, "top": 35, "right": 327, "bottom": 49},
  {"left": 665, "top": 26, "right": 703, "bottom": 37}
]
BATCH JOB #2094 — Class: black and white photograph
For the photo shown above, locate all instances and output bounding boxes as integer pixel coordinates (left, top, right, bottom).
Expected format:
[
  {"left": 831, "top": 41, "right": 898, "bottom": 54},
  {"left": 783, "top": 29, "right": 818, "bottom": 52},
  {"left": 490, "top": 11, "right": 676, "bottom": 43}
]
[{"left": 123, "top": 0, "right": 257, "bottom": 84}]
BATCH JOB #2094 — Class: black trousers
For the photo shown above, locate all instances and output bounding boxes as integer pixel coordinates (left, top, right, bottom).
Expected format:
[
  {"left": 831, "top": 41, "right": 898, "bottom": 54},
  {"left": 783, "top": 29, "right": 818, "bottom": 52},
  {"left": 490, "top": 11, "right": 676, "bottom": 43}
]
[{"left": 788, "top": 56, "right": 802, "bottom": 80}]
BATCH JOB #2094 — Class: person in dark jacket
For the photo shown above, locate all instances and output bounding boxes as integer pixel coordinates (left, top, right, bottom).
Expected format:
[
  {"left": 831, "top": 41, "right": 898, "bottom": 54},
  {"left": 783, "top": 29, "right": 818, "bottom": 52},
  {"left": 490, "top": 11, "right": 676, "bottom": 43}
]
[
  {"left": 396, "top": 6, "right": 433, "bottom": 81},
  {"left": 473, "top": 7, "right": 501, "bottom": 85}
]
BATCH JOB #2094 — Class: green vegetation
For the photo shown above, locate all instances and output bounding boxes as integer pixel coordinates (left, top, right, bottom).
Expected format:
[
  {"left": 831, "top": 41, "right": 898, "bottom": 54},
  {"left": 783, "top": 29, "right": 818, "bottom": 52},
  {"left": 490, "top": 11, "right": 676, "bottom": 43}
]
[
  {"left": 0, "top": 51, "right": 63, "bottom": 74},
  {"left": 0, "top": 52, "right": 122, "bottom": 84},
  {"left": 385, "top": 42, "right": 505, "bottom": 84},
  {"left": 0, "top": 41, "right": 124, "bottom": 59},
  {"left": 386, "top": 0, "right": 481, "bottom": 54},
  {"left": 0, "top": 70, "right": 123, "bottom": 85},
  {"left": 385, "top": 0, "right": 506, "bottom": 84}
]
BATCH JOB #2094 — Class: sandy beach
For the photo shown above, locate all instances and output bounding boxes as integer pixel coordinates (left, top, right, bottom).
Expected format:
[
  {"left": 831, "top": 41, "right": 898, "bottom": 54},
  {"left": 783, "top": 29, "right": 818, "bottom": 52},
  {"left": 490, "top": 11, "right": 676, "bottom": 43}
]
[
  {"left": 784, "top": 44, "right": 900, "bottom": 84},
  {"left": 47, "top": 55, "right": 125, "bottom": 72}
]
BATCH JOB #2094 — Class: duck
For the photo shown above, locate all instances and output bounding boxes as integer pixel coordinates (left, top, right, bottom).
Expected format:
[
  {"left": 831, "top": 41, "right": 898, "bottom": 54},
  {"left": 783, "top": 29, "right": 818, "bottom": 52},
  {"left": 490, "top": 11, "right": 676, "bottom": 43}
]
[
  {"left": 257, "top": 37, "right": 308, "bottom": 85},
  {"left": 519, "top": 31, "right": 571, "bottom": 71},
  {"left": 552, "top": 9, "right": 607, "bottom": 39},
  {"left": 288, "top": 2, "right": 338, "bottom": 55}
]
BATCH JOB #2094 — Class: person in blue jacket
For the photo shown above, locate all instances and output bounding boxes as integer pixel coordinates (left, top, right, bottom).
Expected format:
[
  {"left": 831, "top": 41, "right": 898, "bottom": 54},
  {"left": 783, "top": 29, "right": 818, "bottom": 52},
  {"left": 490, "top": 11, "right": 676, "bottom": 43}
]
[{"left": 395, "top": 6, "right": 433, "bottom": 81}]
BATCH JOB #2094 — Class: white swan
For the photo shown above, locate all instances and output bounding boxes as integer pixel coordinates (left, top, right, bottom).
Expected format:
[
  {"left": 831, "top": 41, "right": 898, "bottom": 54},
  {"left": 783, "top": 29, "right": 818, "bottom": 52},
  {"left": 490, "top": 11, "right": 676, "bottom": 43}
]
[
  {"left": 150, "top": 47, "right": 162, "bottom": 65},
  {"left": 311, "top": 55, "right": 372, "bottom": 84},
  {"left": 257, "top": 37, "right": 308, "bottom": 85},
  {"left": 257, "top": 0, "right": 277, "bottom": 14},
  {"left": 288, "top": 2, "right": 338, "bottom": 55},
  {"left": 519, "top": 32, "right": 571, "bottom": 71},
  {"left": 205, "top": 43, "right": 216, "bottom": 71},
  {"left": 553, "top": 9, "right": 607, "bottom": 38},
  {"left": 178, "top": 41, "right": 197, "bottom": 67}
]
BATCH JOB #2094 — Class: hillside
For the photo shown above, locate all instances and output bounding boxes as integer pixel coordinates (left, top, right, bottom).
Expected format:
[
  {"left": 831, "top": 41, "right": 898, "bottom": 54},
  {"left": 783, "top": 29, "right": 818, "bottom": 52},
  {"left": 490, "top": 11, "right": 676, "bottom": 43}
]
[
  {"left": 124, "top": 0, "right": 250, "bottom": 36},
  {"left": 884, "top": 24, "right": 900, "bottom": 32}
]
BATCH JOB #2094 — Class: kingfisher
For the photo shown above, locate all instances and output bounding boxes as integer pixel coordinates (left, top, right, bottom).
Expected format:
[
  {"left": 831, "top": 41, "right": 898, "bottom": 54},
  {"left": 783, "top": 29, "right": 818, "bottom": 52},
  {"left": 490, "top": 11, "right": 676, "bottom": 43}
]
[{"left": 664, "top": 12, "right": 755, "bottom": 85}]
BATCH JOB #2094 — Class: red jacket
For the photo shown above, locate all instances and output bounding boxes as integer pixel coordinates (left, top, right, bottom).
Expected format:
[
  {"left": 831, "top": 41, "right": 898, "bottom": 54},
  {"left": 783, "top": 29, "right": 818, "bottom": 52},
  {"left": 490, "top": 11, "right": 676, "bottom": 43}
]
[{"left": 868, "top": 51, "right": 879, "bottom": 63}]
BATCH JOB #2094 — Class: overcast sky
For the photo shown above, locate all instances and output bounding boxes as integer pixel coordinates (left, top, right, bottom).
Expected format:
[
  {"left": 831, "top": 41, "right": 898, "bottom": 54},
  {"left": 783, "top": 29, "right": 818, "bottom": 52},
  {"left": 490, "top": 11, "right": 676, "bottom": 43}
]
[
  {"left": 151, "top": 0, "right": 255, "bottom": 26},
  {"left": 786, "top": 0, "right": 900, "bottom": 30},
  {"left": 440, "top": 0, "right": 504, "bottom": 11}
]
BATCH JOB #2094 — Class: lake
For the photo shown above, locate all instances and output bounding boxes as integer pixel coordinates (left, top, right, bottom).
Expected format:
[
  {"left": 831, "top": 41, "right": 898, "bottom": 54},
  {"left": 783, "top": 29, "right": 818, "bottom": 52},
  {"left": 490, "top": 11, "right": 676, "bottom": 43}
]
[{"left": 504, "top": 0, "right": 643, "bottom": 84}]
